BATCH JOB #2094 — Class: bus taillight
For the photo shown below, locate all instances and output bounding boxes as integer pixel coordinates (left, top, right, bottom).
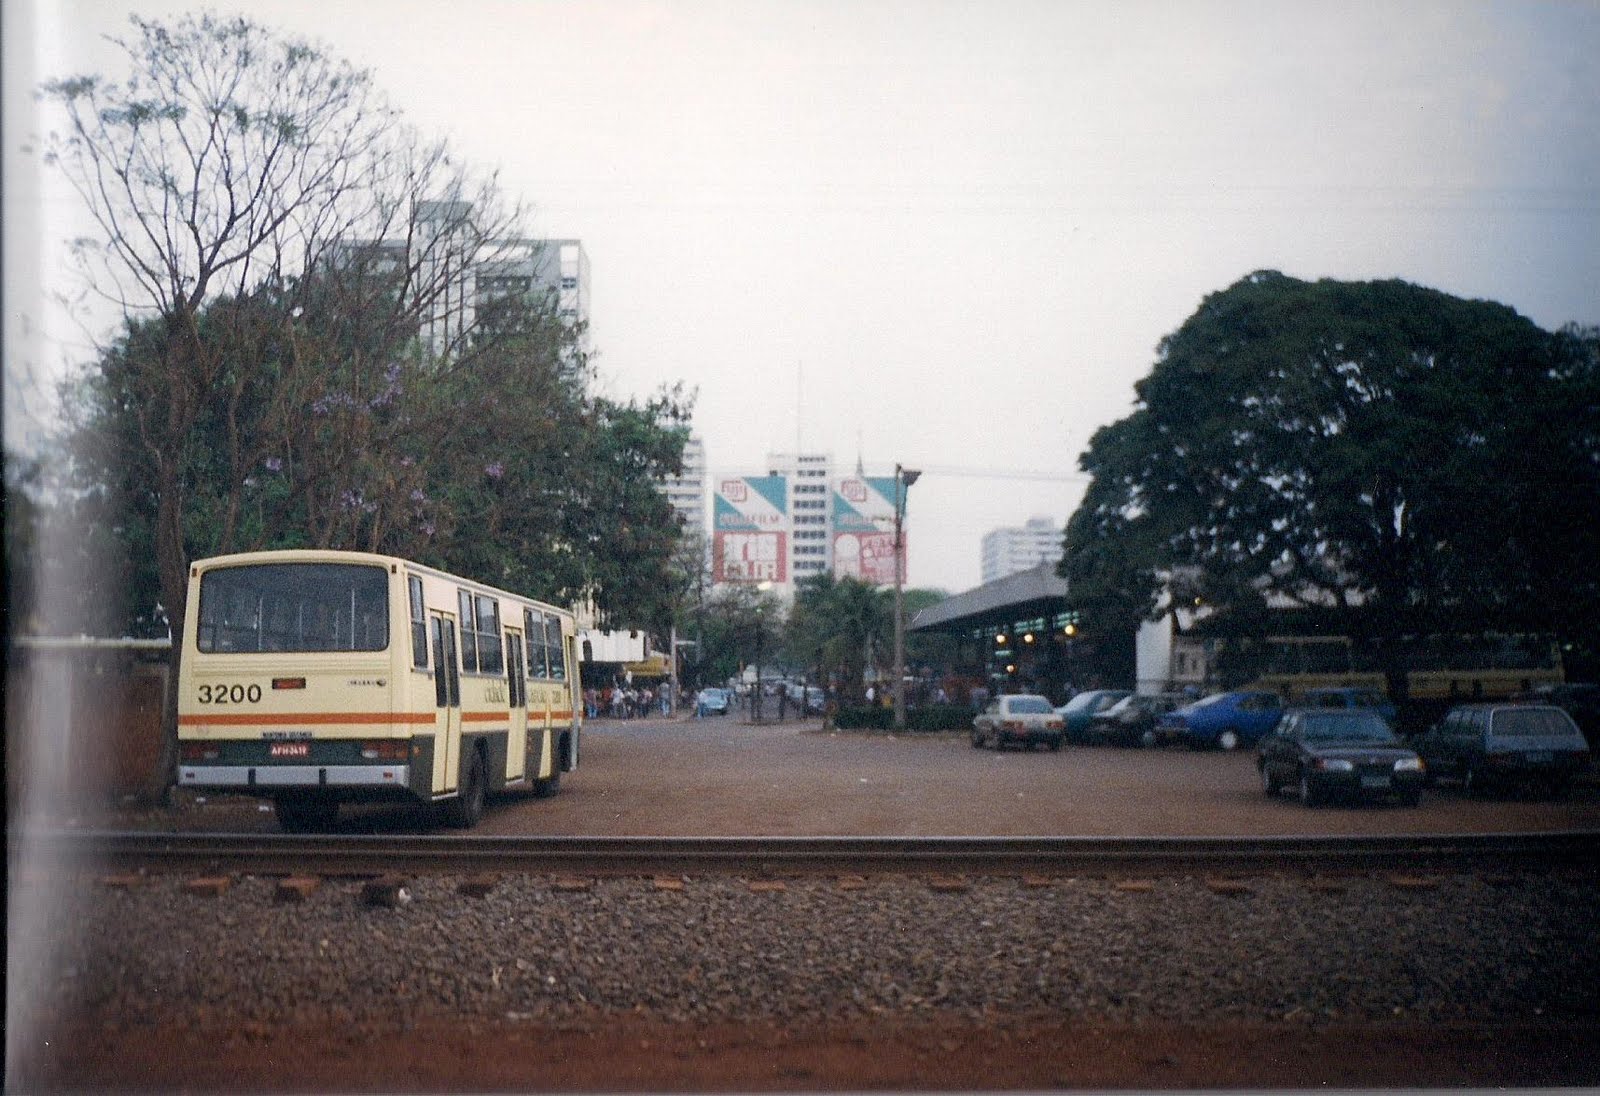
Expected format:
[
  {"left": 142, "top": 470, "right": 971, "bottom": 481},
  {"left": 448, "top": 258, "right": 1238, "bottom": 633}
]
[
  {"left": 360, "top": 740, "right": 410, "bottom": 761},
  {"left": 181, "top": 742, "right": 221, "bottom": 762}
]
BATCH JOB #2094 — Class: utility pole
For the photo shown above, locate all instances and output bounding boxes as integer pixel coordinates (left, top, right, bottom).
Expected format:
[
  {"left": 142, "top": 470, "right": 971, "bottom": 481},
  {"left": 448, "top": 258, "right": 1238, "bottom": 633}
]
[{"left": 892, "top": 463, "right": 921, "bottom": 731}]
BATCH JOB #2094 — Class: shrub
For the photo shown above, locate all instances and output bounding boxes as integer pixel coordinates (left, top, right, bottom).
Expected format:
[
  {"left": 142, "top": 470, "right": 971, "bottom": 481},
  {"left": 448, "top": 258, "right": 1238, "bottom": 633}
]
[
  {"left": 907, "top": 705, "right": 975, "bottom": 732},
  {"left": 833, "top": 706, "right": 893, "bottom": 730},
  {"left": 832, "top": 704, "right": 973, "bottom": 732}
]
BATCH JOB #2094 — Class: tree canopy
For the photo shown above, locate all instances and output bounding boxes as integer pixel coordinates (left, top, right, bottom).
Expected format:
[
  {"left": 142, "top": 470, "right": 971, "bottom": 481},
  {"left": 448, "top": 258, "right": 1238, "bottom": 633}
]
[
  {"left": 39, "top": 13, "right": 693, "bottom": 641},
  {"left": 1064, "top": 271, "right": 1600, "bottom": 680}
]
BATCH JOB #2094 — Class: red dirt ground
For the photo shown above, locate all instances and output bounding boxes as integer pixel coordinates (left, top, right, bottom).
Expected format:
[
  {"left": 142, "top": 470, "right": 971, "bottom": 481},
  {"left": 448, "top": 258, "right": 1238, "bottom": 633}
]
[{"left": 20, "top": 1014, "right": 1600, "bottom": 1091}]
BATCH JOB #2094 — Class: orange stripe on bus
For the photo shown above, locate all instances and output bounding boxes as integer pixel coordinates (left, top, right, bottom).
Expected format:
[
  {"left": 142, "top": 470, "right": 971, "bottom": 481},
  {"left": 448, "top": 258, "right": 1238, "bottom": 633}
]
[{"left": 178, "top": 712, "right": 436, "bottom": 726}]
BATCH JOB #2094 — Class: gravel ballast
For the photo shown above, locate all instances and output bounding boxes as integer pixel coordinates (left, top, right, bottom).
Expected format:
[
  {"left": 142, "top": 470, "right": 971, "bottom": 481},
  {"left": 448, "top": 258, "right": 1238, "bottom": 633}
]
[{"left": 24, "top": 869, "right": 1600, "bottom": 1031}]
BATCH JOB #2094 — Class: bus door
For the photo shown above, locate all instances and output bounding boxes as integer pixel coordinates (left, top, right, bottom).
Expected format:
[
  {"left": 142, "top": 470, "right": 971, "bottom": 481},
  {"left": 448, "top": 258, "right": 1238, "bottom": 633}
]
[
  {"left": 505, "top": 629, "right": 528, "bottom": 784},
  {"left": 564, "top": 632, "right": 582, "bottom": 771},
  {"left": 430, "top": 612, "right": 463, "bottom": 794}
]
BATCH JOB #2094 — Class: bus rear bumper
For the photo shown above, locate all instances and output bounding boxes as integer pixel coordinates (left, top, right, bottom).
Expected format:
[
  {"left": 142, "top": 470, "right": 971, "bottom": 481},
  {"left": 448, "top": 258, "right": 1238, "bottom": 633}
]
[{"left": 178, "top": 765, "right": 411, "bottom": 789}]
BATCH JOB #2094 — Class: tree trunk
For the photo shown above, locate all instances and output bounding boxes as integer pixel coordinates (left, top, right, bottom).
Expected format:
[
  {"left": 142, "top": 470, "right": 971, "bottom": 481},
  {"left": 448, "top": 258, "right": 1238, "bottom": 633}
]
[{"left": 147, "top": 460, "right": 189, "bottom": 807}]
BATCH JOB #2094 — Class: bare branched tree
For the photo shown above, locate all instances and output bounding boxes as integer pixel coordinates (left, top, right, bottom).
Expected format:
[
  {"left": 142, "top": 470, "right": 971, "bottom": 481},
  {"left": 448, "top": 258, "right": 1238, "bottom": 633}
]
[{"left": 43, "top": 13, "right": 532, "bottom": 630}]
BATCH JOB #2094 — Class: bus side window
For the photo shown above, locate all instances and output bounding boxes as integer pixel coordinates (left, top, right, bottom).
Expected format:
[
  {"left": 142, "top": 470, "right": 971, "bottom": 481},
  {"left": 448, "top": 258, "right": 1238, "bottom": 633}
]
[
  {"left": 476, "top": 595, "right": 503, "bottom": 674},
  {"left": 409, "top": 576, "right": 428, "bottom": 670},
  {"left": 525, "top": 610, "right": 550, "bottom": 679},
  {"left": 458, "top": 590, "right": 479, "bottom": 672},
  {"left": 545, "top": 614, "right": 566, "bottom": 681}
]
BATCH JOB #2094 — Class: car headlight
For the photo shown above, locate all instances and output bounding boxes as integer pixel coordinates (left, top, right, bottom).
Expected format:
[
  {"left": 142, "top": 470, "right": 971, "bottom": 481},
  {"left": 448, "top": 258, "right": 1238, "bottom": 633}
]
[
  {"left": 1393, "top": 757, "right": 1424, "bottom": 773},
  {"left": 1316, "top": 758, "right": 1355, "bottom": 772}
]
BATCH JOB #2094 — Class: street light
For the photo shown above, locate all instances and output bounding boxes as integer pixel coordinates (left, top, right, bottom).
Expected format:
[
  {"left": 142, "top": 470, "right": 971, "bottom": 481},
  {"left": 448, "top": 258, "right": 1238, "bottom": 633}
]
[{"left": 892, "top": 463, "right": 921, "bottom": 731}]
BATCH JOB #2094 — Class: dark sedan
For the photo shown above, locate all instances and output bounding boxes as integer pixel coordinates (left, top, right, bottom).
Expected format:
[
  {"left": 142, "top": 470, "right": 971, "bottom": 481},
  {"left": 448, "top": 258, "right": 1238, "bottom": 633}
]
[
  {"left": 1257, "top": 709, "right": 1425, "bottom": 807},
  {"left": 1088, "top": 692, "right": 1186, "bottom": 747}
]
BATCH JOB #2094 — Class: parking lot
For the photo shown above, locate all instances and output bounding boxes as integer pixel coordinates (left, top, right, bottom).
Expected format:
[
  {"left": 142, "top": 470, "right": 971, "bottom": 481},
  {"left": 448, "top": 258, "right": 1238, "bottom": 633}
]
[{"left": 476, "top": 717, "right": 1600, "bottom": 837}]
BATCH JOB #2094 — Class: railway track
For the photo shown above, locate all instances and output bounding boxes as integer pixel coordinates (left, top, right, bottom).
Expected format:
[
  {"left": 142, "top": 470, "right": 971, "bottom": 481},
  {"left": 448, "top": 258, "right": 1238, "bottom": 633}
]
[{"left": 23, "top": 829, "right": 1600, "bottom": 877}]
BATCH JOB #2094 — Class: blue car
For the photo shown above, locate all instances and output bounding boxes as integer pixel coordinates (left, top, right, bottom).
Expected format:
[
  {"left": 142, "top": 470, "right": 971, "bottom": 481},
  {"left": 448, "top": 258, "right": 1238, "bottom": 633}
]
[
  {"left": 695, "top": 688, "right": 730, "bottom": 717},
  {"left": 1054, "top": 689, "right": 1132, "bottom": 743},
  {"left": 1155, "top": 690, "right": 1285, "bottom": 751}
]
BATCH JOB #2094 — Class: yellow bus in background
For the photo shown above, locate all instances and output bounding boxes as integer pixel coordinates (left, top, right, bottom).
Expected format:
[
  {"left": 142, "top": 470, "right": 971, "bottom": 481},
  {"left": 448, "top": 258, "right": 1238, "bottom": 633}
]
[
  {"left": 177, "top": 550, "right": 581, "bottom": 831},
  {"left": 1245, "top": 633, "right": 1563, "bottom": 702}
]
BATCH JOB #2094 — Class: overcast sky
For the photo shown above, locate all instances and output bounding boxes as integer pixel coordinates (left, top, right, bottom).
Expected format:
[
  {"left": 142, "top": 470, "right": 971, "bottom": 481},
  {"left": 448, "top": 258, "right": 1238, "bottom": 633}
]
[{"left": 7, "top": 0, "right": 1599, "bottom": 592}]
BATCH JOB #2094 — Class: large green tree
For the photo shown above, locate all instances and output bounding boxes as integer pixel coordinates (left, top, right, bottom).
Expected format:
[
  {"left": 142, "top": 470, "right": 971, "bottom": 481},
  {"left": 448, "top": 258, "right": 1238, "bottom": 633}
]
[
  {"left": 41, "top": 12, "right": 527, "bottom": 640},
  {"left": 1064, "top": 271, "right": 1600, "bottom": 692},
  {"left": 689, "top": 583, "right": 785, "bottom": 688},
  {"left": 785, "top": 572, "right": 893, "bottom": 702},
  {"left": 62, "top": 282, "right": 692, "bottom": 634}
]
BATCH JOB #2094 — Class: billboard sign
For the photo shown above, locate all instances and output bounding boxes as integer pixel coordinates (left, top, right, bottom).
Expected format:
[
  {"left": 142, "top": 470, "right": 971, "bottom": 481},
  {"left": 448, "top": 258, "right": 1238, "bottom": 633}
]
[
  {"left": 713, "top": 475, "right": 788, "bottom": 584},
  {"left": 833, "top": 476, "right": 903, "bottom": 585}
]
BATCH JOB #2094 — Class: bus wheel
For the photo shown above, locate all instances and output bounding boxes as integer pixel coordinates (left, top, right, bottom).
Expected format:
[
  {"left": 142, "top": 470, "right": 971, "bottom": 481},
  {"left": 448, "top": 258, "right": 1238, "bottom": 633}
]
[
  {"left": 275, "top": 796, "right": 338, "bottom": 833},
  {"left": 444, "top": 747, "right": 486, "bottom": 828}
]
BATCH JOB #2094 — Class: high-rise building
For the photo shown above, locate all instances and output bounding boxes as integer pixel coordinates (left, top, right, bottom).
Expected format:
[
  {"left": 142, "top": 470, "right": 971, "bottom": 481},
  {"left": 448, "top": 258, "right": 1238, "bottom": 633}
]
[
  {"left": 765, "top": 451, "right": 834, "bottom": 586},
  {"left": 338, "top": 201, "right": 589, "bottom": 362},
  {"left": 707, "top": 453, "right": 909, "bottom": 598},
  {"left": 661, "top": 433, "right": 707, "bottom": 530},
  {"left": 981, "top": 516, "right": 1064, "bottom": 584}
]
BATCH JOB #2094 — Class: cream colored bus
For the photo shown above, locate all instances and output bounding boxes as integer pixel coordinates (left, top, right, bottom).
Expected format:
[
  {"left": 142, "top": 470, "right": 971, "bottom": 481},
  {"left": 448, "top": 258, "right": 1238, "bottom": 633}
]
[{"left": 177, "top": 550, "right": 581, "bottom": 831}]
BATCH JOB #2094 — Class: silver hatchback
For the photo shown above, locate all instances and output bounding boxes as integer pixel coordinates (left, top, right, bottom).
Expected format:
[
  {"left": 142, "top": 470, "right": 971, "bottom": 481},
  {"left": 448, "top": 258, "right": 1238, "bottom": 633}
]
[{"left": 972, "top": 694, "right": 1065, "bottom": 751}]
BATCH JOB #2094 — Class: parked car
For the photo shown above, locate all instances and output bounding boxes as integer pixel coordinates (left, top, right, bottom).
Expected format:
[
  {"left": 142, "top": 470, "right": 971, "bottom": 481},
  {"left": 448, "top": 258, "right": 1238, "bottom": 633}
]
[
  {"left": 1088, "top": 692, "right": 1187, "bottom": 747},
  {"left": 1413, "top": 703, "right": 1591, "bottom": 796},
  {"left": 1257, "top": 708, "right": 1425, "bottom": 806},
  {"left": 1301, "top": 686, "right": 1397, "bottom": 725},
  {"left": 1055, "top": 689, "right": 1132, "bottom": 743},
  {"left": 786, "top": 683, "right": 827, "bottom": 714},
  {"left": 1515, "top": 683, "right": 1600, "bottom": 748},
  {"left": 972, "top": 694, "right": 1065, "bottom": 751},
  {"left": 1155, "top": 690, "right": 1284, "bottom": 750},
  {"left": 695, "top": 688, "right": 730, "bottom": 717}
]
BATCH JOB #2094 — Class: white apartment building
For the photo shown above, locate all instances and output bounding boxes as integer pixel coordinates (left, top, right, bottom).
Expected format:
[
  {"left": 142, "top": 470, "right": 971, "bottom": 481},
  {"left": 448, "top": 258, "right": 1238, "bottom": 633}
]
[
  {"left": 765, "top": 451, "right": 835, "bottom": 587},
  {"left": 337, "top": 200, "right": 590, "bottom": 361},
  {"left": 981, "top": 516, "right": 1065, "bottom": 584},
  {"left": 661, "top": 433, "right": 707, "bottom": 530}
]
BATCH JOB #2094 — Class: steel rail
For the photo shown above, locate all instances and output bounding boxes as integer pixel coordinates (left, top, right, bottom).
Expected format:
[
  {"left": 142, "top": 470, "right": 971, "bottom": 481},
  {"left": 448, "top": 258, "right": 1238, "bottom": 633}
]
[{"left": 20, "top": 830, "right": 1600, "bottom": 877}]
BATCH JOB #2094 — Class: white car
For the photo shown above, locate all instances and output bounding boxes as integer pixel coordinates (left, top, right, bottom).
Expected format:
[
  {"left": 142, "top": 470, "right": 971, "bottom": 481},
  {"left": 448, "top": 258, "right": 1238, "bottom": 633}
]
[{"left": 972, "top": 694, "right": 1065, "bottom": 751}]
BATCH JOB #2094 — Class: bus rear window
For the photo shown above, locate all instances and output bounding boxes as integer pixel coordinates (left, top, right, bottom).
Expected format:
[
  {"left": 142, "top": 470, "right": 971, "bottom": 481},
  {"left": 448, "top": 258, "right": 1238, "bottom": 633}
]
[{"left": 197, "top": 563, "right": 389, "bottom": 653}]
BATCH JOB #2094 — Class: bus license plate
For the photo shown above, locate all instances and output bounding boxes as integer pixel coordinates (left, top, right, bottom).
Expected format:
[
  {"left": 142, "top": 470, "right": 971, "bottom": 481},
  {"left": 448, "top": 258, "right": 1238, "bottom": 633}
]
[
  {"left": 1524, "top": 751, "right": 1552, "bottom": 763},
  {"left": 270, "top": 743, "right": 310, "bottom": 758},
  {"left": 1360, "top": 776, "right": 1391, "bottom": 789}
]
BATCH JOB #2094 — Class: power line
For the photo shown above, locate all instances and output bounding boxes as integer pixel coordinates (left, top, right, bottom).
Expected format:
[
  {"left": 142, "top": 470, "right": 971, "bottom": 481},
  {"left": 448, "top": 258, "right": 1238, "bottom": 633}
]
[{"left": 915, "top": 464, "right": 1089, "bottom": 484}]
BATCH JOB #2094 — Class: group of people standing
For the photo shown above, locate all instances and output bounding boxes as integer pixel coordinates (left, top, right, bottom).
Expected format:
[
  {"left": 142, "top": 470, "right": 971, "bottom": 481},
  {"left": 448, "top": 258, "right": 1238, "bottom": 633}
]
[{"left": 583, "top": 684, "right": 676, "bottom": 720}]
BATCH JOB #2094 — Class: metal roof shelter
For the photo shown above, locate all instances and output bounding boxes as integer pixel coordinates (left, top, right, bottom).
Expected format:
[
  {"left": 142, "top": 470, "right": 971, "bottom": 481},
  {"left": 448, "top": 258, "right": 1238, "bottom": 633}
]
[
  {"left": 907, "top": 562, "right": 1079, "bottom": 698},
  {"left": 909, "top": 562, "right": 1069, "bottom": 636}
]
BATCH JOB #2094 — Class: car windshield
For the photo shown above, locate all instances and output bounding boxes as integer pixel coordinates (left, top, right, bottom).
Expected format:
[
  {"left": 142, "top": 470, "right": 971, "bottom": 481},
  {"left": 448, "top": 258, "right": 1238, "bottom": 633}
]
[
  {"left": 1495, "top": 708, "right": 1578, "bottom": 737},
  {"left": 1189, "top": 693, "right": 1230, "bottom": 709},
  {"left": 1006, "top": 697, "right": 1053, "bottom": 714},
  {"left": 1302, "top": 713, "right": 1396, "bottom": 743},
  {"left": 1061, "top": 693, "right": 1100, "bottom": 712}
]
